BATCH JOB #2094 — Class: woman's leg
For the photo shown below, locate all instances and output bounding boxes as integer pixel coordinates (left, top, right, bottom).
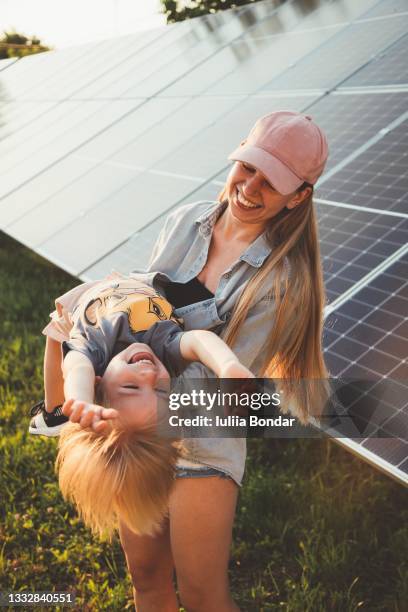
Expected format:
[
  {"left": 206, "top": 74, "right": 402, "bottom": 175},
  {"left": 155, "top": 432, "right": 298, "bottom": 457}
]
[
  {"left": 119, "top": 518, "right": 178, "bottom": 612},
  {"left": 169, "top": 476, "right": 240, "bottom": 612},
  {"left": 44, "top": 337, "right": 65, "bottom": 412}
]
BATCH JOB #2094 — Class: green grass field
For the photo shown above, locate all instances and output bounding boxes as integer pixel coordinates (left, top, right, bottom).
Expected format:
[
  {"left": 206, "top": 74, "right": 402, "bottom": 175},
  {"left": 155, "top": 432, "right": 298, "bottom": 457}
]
[{"left": 0, "top": 231, "right": 407, "bottom": 611}]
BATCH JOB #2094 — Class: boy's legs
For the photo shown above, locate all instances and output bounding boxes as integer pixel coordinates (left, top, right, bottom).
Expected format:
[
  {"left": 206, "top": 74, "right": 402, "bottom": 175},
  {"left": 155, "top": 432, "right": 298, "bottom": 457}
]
[{"left": 44, "top": 336, "right": 65, "bottom": 412}]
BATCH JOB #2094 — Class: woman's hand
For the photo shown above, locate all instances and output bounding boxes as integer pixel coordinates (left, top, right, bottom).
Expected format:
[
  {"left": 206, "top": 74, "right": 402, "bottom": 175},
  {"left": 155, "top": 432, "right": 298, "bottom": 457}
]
[
  {"left": 219, "top": 360, "right": 255, "bottom": 379},
  {"left": 219, "top": 361, "right": 258, "bottom": 417},
  {"left": 62, "top": 398, "right": 119, "bottom": 434}
]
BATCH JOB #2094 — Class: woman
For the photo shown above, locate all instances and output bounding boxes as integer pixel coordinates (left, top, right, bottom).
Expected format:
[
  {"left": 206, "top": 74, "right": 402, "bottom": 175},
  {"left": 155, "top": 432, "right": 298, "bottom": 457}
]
[{"left": 120, "top": 110, "right": 329, "bottom": 611}]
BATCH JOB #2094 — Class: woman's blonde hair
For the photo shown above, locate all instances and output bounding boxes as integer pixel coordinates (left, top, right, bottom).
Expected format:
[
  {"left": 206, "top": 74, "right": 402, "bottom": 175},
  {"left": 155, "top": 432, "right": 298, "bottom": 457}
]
[
  {"left": 56, "top": 421, "right": 179, "bottom": 539},
  {"left": 220, "top": 183, "right": 328, "bottom": 423}
]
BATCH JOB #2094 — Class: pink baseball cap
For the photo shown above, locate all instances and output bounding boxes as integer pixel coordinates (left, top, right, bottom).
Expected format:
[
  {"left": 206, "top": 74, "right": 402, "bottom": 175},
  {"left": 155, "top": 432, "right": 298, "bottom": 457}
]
[{"left": 228, "top": 110, "right": 329, "bottom": 195}]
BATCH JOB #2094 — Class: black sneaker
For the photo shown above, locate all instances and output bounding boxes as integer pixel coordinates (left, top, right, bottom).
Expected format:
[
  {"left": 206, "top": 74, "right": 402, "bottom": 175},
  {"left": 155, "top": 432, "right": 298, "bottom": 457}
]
[{"left": 29, "top": 400, "right": 68, "bottom": 437}]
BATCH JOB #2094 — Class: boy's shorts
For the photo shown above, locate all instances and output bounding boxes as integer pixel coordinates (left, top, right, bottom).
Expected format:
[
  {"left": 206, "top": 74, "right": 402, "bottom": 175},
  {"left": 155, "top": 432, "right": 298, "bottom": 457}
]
[{"left": 42, "top": 279, "right": 101, "bottom": 343}]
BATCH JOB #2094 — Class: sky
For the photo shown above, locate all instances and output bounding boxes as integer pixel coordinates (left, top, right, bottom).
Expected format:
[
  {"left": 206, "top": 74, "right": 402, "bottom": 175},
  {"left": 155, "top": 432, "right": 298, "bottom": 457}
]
[{"left": 0, "top": 0, "right": 167, "bottom": 48}]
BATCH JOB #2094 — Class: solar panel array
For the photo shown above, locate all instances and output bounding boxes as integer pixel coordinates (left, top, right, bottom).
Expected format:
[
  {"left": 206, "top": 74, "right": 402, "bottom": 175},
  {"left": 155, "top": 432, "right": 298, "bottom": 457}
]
[{"left": 0, "top": 0, "right": 407, "bottom": 484}]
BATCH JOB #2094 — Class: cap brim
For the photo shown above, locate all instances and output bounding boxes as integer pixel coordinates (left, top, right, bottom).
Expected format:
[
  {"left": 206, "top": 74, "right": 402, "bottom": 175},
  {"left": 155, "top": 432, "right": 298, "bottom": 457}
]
[{"left": 228, "top": 144, "right": 302, "bottom": 195}]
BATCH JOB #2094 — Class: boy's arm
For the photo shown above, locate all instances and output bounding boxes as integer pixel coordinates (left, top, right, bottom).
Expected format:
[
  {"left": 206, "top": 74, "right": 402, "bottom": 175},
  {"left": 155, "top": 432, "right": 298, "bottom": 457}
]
[
  {"left": 62, "top": 351, "right": 120, "bottom": 434},
  {"left": 179, "top": 330, "right": 255, "bottom": 378},
  {"left": 63, "top": 350, "right": 96, "bottom": 403}
]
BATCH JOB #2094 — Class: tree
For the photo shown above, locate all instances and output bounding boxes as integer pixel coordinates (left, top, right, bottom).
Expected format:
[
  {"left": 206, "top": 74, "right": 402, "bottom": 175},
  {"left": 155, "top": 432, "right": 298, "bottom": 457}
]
[
  {"left": 0, "top": 31, "right": 50, "bottom": 60},
  {"left": 160, "top": 0, "right": 265, "bottom": 24}
]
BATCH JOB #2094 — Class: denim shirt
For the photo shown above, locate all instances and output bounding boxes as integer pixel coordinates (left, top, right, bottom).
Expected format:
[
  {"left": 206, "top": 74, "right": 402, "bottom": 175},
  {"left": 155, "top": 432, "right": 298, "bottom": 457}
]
[
  {"left": 131, "top": 200, "right": 279, "bottom": 486},
  {"left": 132, "top": 200, "right": 277, "bottom": 375}
]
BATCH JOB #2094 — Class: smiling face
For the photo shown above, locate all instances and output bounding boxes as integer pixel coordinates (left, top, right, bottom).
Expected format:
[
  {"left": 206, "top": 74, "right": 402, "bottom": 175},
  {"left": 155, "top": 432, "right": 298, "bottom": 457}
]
[
  {"left": 99, "top": 343, "right": 170, "bottom": 431},
  {"left": 225, "top": 161, "right": 311, "bottom": 231}
]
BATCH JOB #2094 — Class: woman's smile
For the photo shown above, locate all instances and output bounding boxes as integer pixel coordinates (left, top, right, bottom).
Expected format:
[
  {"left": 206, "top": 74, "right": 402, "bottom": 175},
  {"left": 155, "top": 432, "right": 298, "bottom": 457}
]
[{"left": 234, "top": 187, "right": 263, "bottom": 211}]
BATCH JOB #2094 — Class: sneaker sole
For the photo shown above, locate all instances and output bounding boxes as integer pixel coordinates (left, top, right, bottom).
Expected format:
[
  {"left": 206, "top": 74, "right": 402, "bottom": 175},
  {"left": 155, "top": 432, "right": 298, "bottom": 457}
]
[{"left": 28, "top": 423, "right": 67, "bottom": 437}]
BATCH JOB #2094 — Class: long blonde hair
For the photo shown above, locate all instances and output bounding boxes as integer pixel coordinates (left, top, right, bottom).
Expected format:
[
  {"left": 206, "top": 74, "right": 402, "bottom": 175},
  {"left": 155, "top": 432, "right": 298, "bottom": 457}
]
[
  {"left": 56, "top": 422, "right": 179, "bottom": 539},
  {"left": 220, "top": 185, "right": 328, "bottom": 422}
]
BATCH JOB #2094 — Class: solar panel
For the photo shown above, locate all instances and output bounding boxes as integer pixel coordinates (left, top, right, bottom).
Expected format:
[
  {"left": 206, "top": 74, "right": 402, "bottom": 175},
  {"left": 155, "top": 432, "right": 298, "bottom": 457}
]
[
  {"left": 0, "top": 0, "right": 407, "bottom": 484},
  {"left": 153, "top": 94, "right": 320, "bottom": 183},
  {"left": 261, "top": 16, "right": 408, "bottom": 92},
  {"left": 0, "top": 57, "right": 19, "bottom": 73},
  {"left": 306, "top": 91, "right": 408, "bottom": 172},
  {"left": 62, "top": 97, "right": 187, "bottom": 162},
  {"left": 0, "top": 101, "right": 59, "bottom": 144},
  {"left": 359, "top": 0, "right": 408, "bottom": 18},
  {"left": 1, "top": 100, "right": 139, "bottom": 173},
  {"left": 324, "top": 253, "right": 408, "bottom": 484},
  {"left": 161, "top": 0, "right": 315, "bottom": 96},
  {"left": 0, "top": 99, "right": 142, "bottom": 202},
  {"left": 7, "top": 159, "right": 141, "bottom": 247},
  {"left": 82, "top": 172, "right": 228, "bottom": 278},
  {"left": 37, "top": 170, "right": 202, "bottom": 273},
  {"left": 119, "top": 19, "right": 249, "bottom": 99},
  {"left": 317, "top": 118, "right": 408, "bottom": 213},
  {"left": 203, "top": 25, "right": 346, "bottom": 96},
  {"left": 74, "top": 23, "right": 199, "bottom": 100},
  {"left": 317, "top": 203, "right": 408, "bottom": 302},
  {"left": 0, "top": 41, "right": 98, "bottom": 100},
  {"left": 111, "top": 96, "right": 242, "bottom": 168},
  {"left": 340, "top": 33, "right": 408, "bottom": 87}
]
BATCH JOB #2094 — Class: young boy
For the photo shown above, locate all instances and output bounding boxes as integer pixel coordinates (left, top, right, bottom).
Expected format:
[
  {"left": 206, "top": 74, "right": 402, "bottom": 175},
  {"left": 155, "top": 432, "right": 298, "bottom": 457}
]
[
  {"left": 30, "top": 274, "right": 253, "bottom": 538},
  {"left": 29, "top": 273, "right": 253, "bottom": 435}
]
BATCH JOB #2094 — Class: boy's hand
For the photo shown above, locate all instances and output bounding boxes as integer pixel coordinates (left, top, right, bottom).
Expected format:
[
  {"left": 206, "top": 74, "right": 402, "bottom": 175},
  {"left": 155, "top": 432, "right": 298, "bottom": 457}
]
[
  {"left": 62, "top": 398, "right": 119, "bottom": 434},
  {"left": 219, "top": 360, "right": 255, "bottom": 379}
]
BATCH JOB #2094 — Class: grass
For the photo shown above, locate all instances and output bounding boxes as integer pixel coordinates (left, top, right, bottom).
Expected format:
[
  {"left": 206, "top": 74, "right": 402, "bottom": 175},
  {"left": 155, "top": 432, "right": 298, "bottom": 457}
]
[{"left": 0, "top": 230, "right": 407, "bottom": 611}]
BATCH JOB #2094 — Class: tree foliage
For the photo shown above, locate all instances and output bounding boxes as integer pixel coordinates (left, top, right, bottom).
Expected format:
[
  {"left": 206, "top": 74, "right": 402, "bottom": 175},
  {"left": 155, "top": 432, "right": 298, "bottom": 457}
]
[
  {"left": 160, "top": 0, "right": 264, "bottom": 23},
  {"left": 0, "top": 31, "right": 50, "bottom": 60}
]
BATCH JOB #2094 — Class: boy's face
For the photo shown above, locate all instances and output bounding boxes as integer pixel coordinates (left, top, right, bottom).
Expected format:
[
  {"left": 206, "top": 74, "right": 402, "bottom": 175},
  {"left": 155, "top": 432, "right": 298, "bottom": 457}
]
[{"left": 100, "top": 343, "right": 170, "bottom": 430}]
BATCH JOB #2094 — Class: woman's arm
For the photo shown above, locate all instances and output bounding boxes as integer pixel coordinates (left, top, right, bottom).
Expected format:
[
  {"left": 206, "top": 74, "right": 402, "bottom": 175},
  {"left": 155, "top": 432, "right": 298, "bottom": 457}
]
[{"left": 179, "top": 330, "right": 254, "bottom": 379}]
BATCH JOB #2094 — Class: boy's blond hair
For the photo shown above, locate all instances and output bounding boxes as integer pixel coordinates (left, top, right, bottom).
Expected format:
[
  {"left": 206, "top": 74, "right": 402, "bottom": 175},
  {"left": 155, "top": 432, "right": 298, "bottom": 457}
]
[{"left": 56, "top": 422, "right": 179, "bottom": 539}]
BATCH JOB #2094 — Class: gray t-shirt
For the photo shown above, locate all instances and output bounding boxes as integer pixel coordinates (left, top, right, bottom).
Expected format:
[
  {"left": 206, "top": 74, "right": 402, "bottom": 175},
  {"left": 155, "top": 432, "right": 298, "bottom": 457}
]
[{"left": 62, "top": 278, "right": 186, "bottom": 377}]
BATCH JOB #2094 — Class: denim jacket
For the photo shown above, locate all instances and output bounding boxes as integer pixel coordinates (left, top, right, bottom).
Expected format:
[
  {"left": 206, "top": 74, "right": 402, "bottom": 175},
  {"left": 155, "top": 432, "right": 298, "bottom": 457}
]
[
  {"left": 132, "top": 200, "right": 278, "bottom": 376},
  {"left": 130, "top": 201, "right": 280, "bottom": 486}
]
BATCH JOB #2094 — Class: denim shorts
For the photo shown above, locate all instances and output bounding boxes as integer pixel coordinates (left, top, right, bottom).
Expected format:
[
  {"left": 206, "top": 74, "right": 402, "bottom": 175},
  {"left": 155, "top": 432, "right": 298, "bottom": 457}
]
[{"left": 175, "top": 465, "right": 232, "bottom": 480}]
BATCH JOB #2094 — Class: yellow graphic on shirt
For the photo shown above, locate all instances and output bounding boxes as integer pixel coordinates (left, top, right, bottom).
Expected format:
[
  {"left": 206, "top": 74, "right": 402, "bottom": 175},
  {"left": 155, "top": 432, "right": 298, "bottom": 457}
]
[{"left": 83, "top": 281, "right": 179, "bottom": 333}]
